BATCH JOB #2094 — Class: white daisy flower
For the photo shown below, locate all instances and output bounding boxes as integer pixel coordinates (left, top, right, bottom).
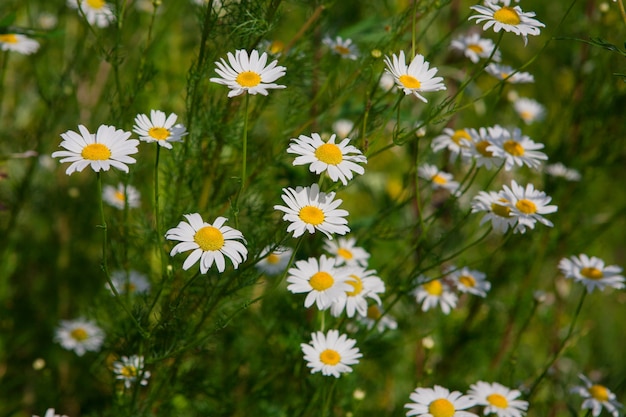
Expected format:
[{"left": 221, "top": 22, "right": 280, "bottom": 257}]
[
  {"left": 513, "top": 97, "right": 545, "bottom": 124},
  {"left": 486, "top": 64, "right": 534, "bottom": 84},
  {"left": 108, "top": 270, "right": 151, "bottom": 295},
  {"left": 323, "top": 36, "right": 359, "bottom": 60},
  {"left": 449, "top": 267, "right": 491, "bottom": 297},
  {"left": 431, "top": 128, "right": 475, "bottom": 160},
  {"left": 330, "top": 267, "right": 385, "bottom": 318},
  {"left": 471, "top": 190, "right": 518, "bottom": 233},
  {"left": 558, "top": 254, "right": 625, "bottom": 293},
  {"left": 500, "top": 180, "right": 557, "bottom": 233},
  {"left": 544, "top": 162, "right": 581, "bottom": 181},
  {"left": 274, "top": 183, "right": 350, "bottom": 239},
  {"left": 0, "top": 33, "right": 40, "bottom": 55},
  {"left": 51, "top": 124, "right": 139, "bottom": 175},
  {"left": 255, "top": 245, "right": 293, "bottom": 276},
  {"left": 468, "top": 381, "right": 529, "bottom": 417},
  {"left": 67, "top": 0, "right": 115, "bottom": 28},
  {"left": 417, "top": 164, "right": 460, "bottom": 194},
  {"left": 32, "top": 408, "right": 69, "bottom": 417},
  {"left": 487, "top": 127, "right": 547, "bottom": 171},
  {"left": 165, "top": 213, "right": 248, "bottom": 274},
  {"left": 102, "top": 183, "right": 141, "bottom": 210},
  {"left": 571, "top": 374, "right": 622, "bottom": 417},
  {"left": 384, "top": 50, "right": 446, "bottom": 102},
  {"left": 413, "top": 277, "right": 458, "bottom": 315},
  {"left": 54, "top": 318, "right": 105, "bottom": 356},
  {"left": 323, "top": 236, "right": 370, "bottom": 267},
  {"left": 286, "top": 255, "right": 352, "bottom": 310},
  {"left": 287, "top": 133, "right": 367, "bottom": 186},
  {"left": 405, "top": 385, "right": 478, "bottom": 417},
  {"left": 301, "top": 329, "right": 362, "bottom": 378},
  {"left": 469, "top": 3, "right": 545, "bottom": 46},
  {"left": 379, "top": 72, "right": 396, "bottom": 92},
  {"left": 358, "top": 305, "right": 398, "bottom": 332},
  {"left": 450, "top": 33, "right": 501, "bottom": 63},
  {"left": 113, "top": 355, "right": 150, "bottom": 389},
  {"left": 133, "top": 110, "right": 188, "bottom": 149},
  {"left": 465, "top": 127, "right": 504, "bottom": 169},
  {"left": 209, "top": 49, "right": 286, "bottom": 97}
]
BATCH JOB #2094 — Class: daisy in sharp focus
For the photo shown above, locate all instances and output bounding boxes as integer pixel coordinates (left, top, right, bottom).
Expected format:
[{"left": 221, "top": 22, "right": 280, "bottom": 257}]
[
  {"left": 418, "top": 164, "right": 461, "bottom": 195},
  {"left": 51, "top": 124, "right": 139, "bottom": 175},
  {"left": 558, "top": 254, "right": 625, "bottom": 293},
  {"left": 487, "top": 127, "right": 547, "bottom": 171},
  {"left": 274, "top": 183, "right": 350, "bottom": 239},
  {"left": 468, "top": 381, "right": 529, "bottom": 417},
  {"left": 255, "top": 245, "right": 293, "bottom": 276},
  {"left": 486, "top": 64, "right": 534, "bottom": 84},
  {"left": 32, "top": 408, "right": 69, "bottom": 417},
  {"left": 449, "top": 267, "right": 491, "bottom": 297},
  {"left": 323, "top": 36, "right": 359, "bottom": 60},
  {"left": 571, "top": 374, "right": 623, "bottom": 417},
  {"left": 54, "top": 318, "right": 105, "bottom": 356},
  {"left": 471, "top": 190, "right": 517, "bottom": 233},
  {"left": 469, "top": 3, "right": 545, "bottom": 46},
  {"left": 301, "top": 329, "right": 362, "bottom": 378},
  {"left": 108, "top": 270, "right": 151, "bottom": 295},
  {"left": 113, "top": 355, "right": 150, "bottom": 389},
  {"left": 330, "top": 266, "right": 385, "bottom": 318},
  {"left": 67, "top": 0, "right": 115, "bottom": 28},
  {"left": 287, "top": 133, "right": 367, "bottom": 185},
  {"left": 513, "top": 97, "right": 545, "bottom": 124},
  {"left": 450, "top": 33, "right": 501, "bottom": 63},
  {"left": 405, "top": 385, "right": 478, "bottom": 417},
  {"left": 102, "top": 183, "right": 141, "bottom": 210},
  {"left": 0, "top": 33, "right": 40, "bottom": 55},
  {"left": 431, "top": 128, "right": 475, "bottom": 161},
  {"left": 286, "top": 255, "right": 352, "bottom": 310},
  {"left": 210, "top": 49, "right": 286, "bottom": 97},
  {"left": 165, "top": 213, "right": 248, "bottom": 274},
  {"left": 500, "top": 180, "right": 557, "bottom": 233},
  {"left": 323, "top": 236, "right": 370, "bottom": 267},
  {"left": 413, "top": 277, "right": 458, "bottom": 314},
  {"left": 133, "top": 110, "right": 188, "bottom": 149},
  {"left": 384, "top": 51, "right": 446, "bottom": 102}
]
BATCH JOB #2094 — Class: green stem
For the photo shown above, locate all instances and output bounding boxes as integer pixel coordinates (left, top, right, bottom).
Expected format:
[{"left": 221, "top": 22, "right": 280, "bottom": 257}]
[
  {"left": 241, "top": 93, "right": 250, "bottom": 194},
  {"left": 154, "top": 145, "right": 161, "bottom": 241}
]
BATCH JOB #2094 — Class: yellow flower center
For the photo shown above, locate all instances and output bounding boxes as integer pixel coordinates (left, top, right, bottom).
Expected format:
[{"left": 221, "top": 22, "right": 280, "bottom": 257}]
[
  {"left": 515, "top": 199, "right": 537, "bottom": 214},
  {"left": 581, "top": 267, "right": 603, "bottom": 280},
  {"left": 428, "top": 398, "right": 455, "bottom": 417},
  {"left": 320, "top": 349, "right": 341, "bottom": 365},
  {"left": 493, "top": 6, "right": 521, "bottom": 25},
  {"left": 334, "top": 45, "right": 351, "bottom": 55},
  {"left": 124, "top": 282, "right": 137, "bottom": 292},
  {"left": 70, "top": 328, "right": 89, "bottom": 341},
  {"left": 468, "top": 44, "right": 484, "bottom": 53},
  {"left": 236, "top": 71, "right": 261, "bottom": 88},
  {"left": 193, "top": 226, "right": 225, "bottom": 251},
  {"left": 0, "top": 34, "right": 18, "bottom": 44},
  {"left": 367, "top": 305, "right": 382, "bottom": 320},
  {"left": 423, "top": 280, "right": 443, "bottom": 296},
  {"left": 315, "top": 143, "right": 343, "bottom": 165},
  {"left": 86, "top": 0, "right": 106, "bottom": 9},
  {"left": 114, "top": 191, "right": 125, "bottom": 202},
  {"left": 299, "top": 205, "right": 325, "bottom": 225},
  {"left": 432, "top": 174, "right": 447, "bottom": 185},
  {"left": 589, "top": 384, "right": 610, "bottom": 402},
  {"left": 399, "top": 74, "right": 421, "bottom": 89},
  {"left": 476, "top": 140, "right": 493, "bottom": 157},
  {"left": 81, "top": 143, "right": 112, "bottom": 161},
  {"left": 337, "top": 248, "right": 353, "bottom": 260},
  {"left": 148, "top": 127, "right": 170, "bottom": 140},
  {"left": 451, "top": 129, "right": 471, "bottom": 145},
  {"left": 503, "top": 140, "right": 525, "bottom": 156},
  {"left": 491, "top": 198, "right": 512, "bottom": 218},
  {"left": 309, "top": 271, "right": 334, "bottom": 291},
  {"left": 346, "top": 274, "right": 364, "bottom": 296},
  {"left": 269, "top": 40, "right": 284, "bottom": 54},
  {"left": 459, "top": 274, "right": 476, "bottom": 288},
  {"left": 520, "top": 111, "right": 533, "bottom": 121},
  {"left": 266, "top": 253, "right": 281, "bottom": 265},
  {"left": 487, "top": 393, "right": 509, "bottom": 409},
  {"left": 500, "top": 72, "right": 511, "bottom": 80},
  {"left": 120, "top": 365, "right": 137, "bottom": 378}
]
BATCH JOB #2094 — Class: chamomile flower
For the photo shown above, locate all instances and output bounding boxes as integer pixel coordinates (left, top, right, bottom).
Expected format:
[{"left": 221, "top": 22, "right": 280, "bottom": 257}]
[
  {"left": 286, "top": 255, "right": 352, "bottom": 310},
  {"left": 301, "top": 329, "right": 362, "bottom": 378},
  {"left": 558, "top": 254, "right": 625, "bottom": 293},
  {"left": 405, "top": 385, "right": 478, "bottom": 417},
  {"left": 51, "top": 124, "right": 139, "bottom": 175},
  {"left": 468, "top": 381, "right": 529, "bottom": 417},
  {"left": 113, "top": 355, "right": 150, "bottom": 389},
  {"left": 486, "top": 64, "right": 534, "bottom": 84},
  {"left": 500, "top": 180, "right": 557, "bottom": 233},
  {"left": 571, "top": 374, "right": 622, "bottom": 417},
  {"left": 323, "top": 36, "right": 359, "bottom": 60},
  {"left": 0, "top": 34, "right": 40, "bottom": 55},
  {"left": 133, "top": 110, "right": 188, "bottom": 149},
  {"left": 32, "top": 408, "right": 68, "bottom": 417},
  {"left": 255, "top": 246, "right": 293, "bottom": 276},
  {"left": 465, "top": 127, "right": 504, "bottom": 169},
  {"left": 471, "top": 191, "right": 517, "bottom": 233},
  {"left": 544, "top": 162, "right": 581, "bottom": 181},
  {"left": 323, "top": 236, "right": 370, "bottom": 267},
  {"left": 469, "top": 3, "right": 545, "bottom": 46},
  {"left": 358, "top": 305, "right": 398, "bottom": 332},
  {"left": 274, "top": 184, "right": 350, "bottom": 239},
  {"left": 413, "top": 277, "right": 458, "bottom": 314},
  {"left": 330, "top": 267, "right": 385, "bottom": 318},
  {"left": 384, "top": 51, "right": 446, "bottom": 102},
  {"left": 165, "top": 214, "right": 248, "bottom": 274},
  {"left": 449, "top": 267, "right": 491, "bottom": 297},
  {"left": 67, "top": 0, "right": 115, "bottom": 28},
  {"left": 488, "top": 127, "right": 547, "bottom": 171},
  {"left": 431, "top": 128, "right": 474, "bottom": 160},
  {"left": 108, "top": 270, "right": 151, "bottom": 295},
  {"left": 102, "top": 183, "right": 141, "bottom": 210},
  {"left": 288, "top": 133, "right": 367, "bottom": 185},
  {"left": 513, "top": 97, "right": 545, "bottom": 124},
  {"left": 210, "top": 49, "right": 286, "bottom": 97},
  {"left": 450, "top": 33, "right": 501, "bottom": 63},
  {"left": 418, "top": 164, "right": 460, "bottom": 195},
  {"left": 54, "top": 318, "right": 105, "bottom": 356}
]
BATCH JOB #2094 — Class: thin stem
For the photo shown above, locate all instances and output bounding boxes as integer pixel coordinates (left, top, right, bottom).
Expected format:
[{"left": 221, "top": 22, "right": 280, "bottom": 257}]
[
  {"left": 241, "top": 93, "right": 250, "bottom": 194},
  {"left": 154, "top": 145, "right": 161, "bottom": 241},
  {"left": 617, "top": 0, "right": 626, "bottom": 24},
  {"left": 411, "top": 0, "right": 418, "bottom": 58}
]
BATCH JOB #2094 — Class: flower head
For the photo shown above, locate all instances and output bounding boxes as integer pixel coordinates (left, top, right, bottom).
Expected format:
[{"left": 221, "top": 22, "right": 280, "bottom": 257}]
[
  {"left": 571, "top": 374, "right": 622, "bottom": 417},
  {"left": 301, "top": 329, "right": 362, "bottom": 378},
  {"left": 468, "top": 381, "right": 529, "bottom": 417},
  {"left": 431, "top": 128, "right": 475, "bottom": 161},
  {"left": 465, "top": 127, "right": 504, "bottom": 169},
  {"left": 384, "top": 51, "right": 446, "bottom": 102},
  {"left": 0, "top": 34, "right": 40, "bottom": 55},
  {"left": 330, "top": 266, "right": 386, "bottom": 318},
  {"left": 255, "top": 246, "right": 293, "bottom": 276},
  {"left": 67, "top": 0, "right": 115, "bottom": 28},
  {"left": 486, "top": 64, "right": 534, "bottom": 84},
  {"left": 54, "top": 318, "right": 105, "bottom": 356},
  {"left": 323, "top": 36, "right": 359, "bottom": 60},
  {"left": 558, "top": 254, "right": 625, "bottom": 293},
  {"left": 487, "top": 127, "right": 547, "bottom": 171},
  {"left": 413, "top": 277, "right": 458, "bottom": 314},
  {"left": 405, "top": 385, "right": 478, "bottom": 417},
  {"left": 210, "top": 49, "right": 286, "bottom": 97},
  {"left": 108, "top": 270, "right": 151, "bottom": 295},
  {"left": 471, "top": 190, "right": 518, "bottom": 233},
  {"left": 418, "top": 164, "right": 460, "bottom": 195},
  {"left": 469, "top": 3, "right": 545, "bottom": 46},
  {"left": 165, "top": 214, "right": 248, "bottom": 273},
  {"left": 513, "top": 97, "right": 545, "bottom": 124},
  {"left": 544, "top": 162, "right": 581, "bottom": 181},
  {"left": 51, "top": 124, "right": 139, "bottom": 175},
  {"left": 103, "top": 183, "right": 141, "bottom": 210},
  {"left": 113, "top": 355, "right": 150, "bottom": 388},
  {"left": 323, "top": 236, "right": 370, "bottom": 267},
  {"left": 450, "top": 33, "right": 501, "bottom": 63},
  {"left": 500, "top": 180, "right": 557, "bottom": 233},
  {"left": 449, "top": 267, "right": 491, "bottom": 297},
  {"left": 133, "top": 110, "right": 187, "bottom": 149}
]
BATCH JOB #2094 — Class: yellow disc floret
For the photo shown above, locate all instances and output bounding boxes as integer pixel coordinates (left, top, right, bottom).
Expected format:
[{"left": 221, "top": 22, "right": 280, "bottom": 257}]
[
  {"left": 236, "top": 71, "right": 261, "bottom": 87},
  {"left": 487, "top": 393, "right": 509, "bottom": 409},
  {"left": 310, "top": 272, "right": 334, "bottom": 291},
  {"left": 70, "top": 328, "right": 89, "bottom": 341},
  {"left": 81, "top": 143, "right": 111, "bottom": 160},
  {"left": 493, "top": 6, "right": 521, "bottom": 25},
  {"left": 424, "top": 280, "right": 443, "bottom": 296},
  {"left": 148, "top": 127, "right": 170, "bottom": 140},
  {"left": 194, "top": 226, "right": 225, "bottom": 251},
  {"left": 399, "top": 74, "right": 421, "bottom": 89},
  {"left": 515, "top": 199, "right": 537, "bottom": 214},
  {"left": 315, "top": 143, "right": 343, "bottom": 165},
  {"left": 320, "top": 349, "right": 341, "bottom": 365},
  {"left": 299, "top": 206, "right": 325, "bottom": 225},
  {"left": 581, "top": 267, "right": 603, "bottom": 280},
  {"left": 428, "top": 398, "right": 455, "bottom": 417}
]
